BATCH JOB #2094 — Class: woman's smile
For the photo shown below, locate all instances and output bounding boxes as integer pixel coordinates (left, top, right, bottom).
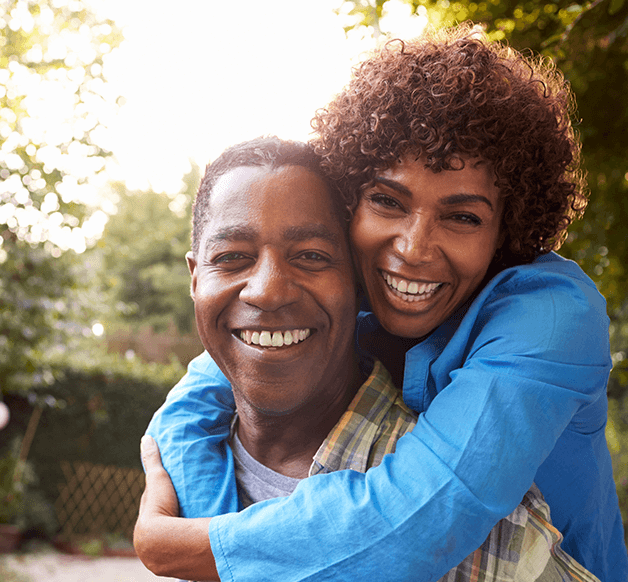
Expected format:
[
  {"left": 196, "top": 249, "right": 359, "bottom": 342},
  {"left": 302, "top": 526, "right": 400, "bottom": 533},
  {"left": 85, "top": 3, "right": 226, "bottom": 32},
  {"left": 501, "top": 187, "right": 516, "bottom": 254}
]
[{"left": 380, "top": 270, "right": 443, "bottom": 302}]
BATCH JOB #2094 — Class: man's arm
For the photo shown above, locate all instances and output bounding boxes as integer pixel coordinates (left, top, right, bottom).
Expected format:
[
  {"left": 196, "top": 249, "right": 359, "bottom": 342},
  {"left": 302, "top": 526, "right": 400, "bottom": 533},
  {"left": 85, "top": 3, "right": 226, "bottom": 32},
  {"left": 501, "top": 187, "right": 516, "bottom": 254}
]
[{"left": 134, "top": 435, "right": 218, "bottom": 581}]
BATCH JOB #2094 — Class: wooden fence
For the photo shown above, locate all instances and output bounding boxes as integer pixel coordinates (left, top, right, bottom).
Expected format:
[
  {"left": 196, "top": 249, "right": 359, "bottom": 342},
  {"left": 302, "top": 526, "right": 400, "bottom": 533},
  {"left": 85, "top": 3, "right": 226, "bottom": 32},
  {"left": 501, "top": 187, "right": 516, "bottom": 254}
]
[{"left": 55, "top": 461, "right": 145, "bottom": 540}]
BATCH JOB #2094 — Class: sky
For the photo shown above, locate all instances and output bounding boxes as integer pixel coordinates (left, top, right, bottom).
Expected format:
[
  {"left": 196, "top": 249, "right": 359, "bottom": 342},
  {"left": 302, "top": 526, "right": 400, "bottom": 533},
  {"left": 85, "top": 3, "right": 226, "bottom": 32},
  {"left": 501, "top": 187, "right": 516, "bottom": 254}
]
[
  {"left": 1, "top": 0, "right": 426, "bottom": 257},
  {"left": 99, "top": 0, "right": 426, "bottom": 193}
]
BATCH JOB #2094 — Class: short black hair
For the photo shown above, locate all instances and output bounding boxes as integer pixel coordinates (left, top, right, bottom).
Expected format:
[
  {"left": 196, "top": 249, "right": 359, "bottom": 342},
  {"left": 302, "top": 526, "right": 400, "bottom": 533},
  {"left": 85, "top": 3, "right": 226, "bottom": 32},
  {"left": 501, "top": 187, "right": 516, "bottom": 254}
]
[{"left": 192, "top": 136, "right": 344, "bottom": 255}]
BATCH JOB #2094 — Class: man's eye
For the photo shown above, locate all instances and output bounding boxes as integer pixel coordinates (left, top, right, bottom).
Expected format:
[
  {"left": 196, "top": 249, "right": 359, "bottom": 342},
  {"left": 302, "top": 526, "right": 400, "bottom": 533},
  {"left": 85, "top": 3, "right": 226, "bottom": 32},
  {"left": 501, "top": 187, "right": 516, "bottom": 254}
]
[
  {"left": 214, "top": 252, "right": 247, "bottom": 263},
  {"left": 294, "top": 251, "right": 331, "bottom": 270},
  {"left": 298, "top": 251, "right": 328, "bottom": 262}
]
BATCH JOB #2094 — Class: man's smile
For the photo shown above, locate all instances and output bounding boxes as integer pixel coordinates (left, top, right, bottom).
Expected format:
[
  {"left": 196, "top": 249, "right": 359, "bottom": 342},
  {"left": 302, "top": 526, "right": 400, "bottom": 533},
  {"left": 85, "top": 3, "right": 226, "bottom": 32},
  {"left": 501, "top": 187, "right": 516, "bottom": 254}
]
[{"left": 237, "top": 328, "right": 312, "bottom": 347}]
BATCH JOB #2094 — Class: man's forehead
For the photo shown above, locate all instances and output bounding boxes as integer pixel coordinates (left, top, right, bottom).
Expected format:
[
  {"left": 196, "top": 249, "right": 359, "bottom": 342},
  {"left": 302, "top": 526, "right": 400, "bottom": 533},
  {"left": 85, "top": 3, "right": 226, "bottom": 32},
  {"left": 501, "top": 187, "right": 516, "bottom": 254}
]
[
  {"left": 202, "top": 165, "right": 346, "bottom": 244},
  {"left": 204, "top": 223, "right": 342, "bottom": 248}
]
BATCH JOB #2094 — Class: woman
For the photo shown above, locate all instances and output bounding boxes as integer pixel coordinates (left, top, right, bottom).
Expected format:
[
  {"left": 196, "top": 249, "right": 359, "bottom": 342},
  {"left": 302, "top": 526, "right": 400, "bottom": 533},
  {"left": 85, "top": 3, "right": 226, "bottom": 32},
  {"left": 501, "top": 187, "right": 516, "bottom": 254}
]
[{"left": 138, "top": 23, "right": 627, "bottom": 581}]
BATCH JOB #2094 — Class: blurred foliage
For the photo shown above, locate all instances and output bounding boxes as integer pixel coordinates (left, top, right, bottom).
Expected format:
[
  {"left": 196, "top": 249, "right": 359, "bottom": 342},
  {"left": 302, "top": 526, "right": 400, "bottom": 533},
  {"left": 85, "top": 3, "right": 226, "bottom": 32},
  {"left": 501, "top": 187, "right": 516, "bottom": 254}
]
[
  {"left": 0, "top": 439, "right": 30, "bottom": 525},
  {"left": 338, "top": 0, "right": 628, "bottom": 531},
  {"left": 0, "top": 436, "right": 56, "bottom": 535},
  {"left": 0, "top": 235, "right": 105, "bottom": 393},
  {"left": 0, "top": 0, "right": 122, "bottom": 395},
  {"left": 1, "top": 349, "right": 185, "bottom": 532},
  {"left": 92, "top": 163, "right": 201, "bottom": 335}
]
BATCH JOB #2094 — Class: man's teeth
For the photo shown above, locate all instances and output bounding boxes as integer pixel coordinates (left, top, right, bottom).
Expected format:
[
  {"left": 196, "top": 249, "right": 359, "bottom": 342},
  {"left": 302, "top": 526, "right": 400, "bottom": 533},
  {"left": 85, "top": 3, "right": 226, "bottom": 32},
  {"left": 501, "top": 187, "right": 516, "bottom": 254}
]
[
  {"left": 239, "top": 329, "right": 311, "bottom": 347},
  {"left": 383, "top": 272, "right": 441, "bottom": 296}
]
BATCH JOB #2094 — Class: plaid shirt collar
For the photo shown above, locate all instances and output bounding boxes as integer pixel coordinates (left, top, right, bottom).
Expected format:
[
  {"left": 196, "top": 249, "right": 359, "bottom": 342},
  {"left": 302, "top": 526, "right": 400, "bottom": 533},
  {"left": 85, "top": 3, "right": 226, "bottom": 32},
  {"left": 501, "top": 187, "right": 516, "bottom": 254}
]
[{"left": 310, "top": 359, "right": 416, "bottom": 476}]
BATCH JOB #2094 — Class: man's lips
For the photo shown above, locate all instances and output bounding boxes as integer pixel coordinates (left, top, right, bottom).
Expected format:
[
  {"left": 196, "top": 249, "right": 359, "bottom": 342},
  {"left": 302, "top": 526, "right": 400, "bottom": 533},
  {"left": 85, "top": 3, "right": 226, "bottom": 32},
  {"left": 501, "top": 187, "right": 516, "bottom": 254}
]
[
  {"left": 236, "top": 328, "right": 312, "bottom": 347},
  {"left": 380, "top": 270, "right": 443, "bottom": 302}
]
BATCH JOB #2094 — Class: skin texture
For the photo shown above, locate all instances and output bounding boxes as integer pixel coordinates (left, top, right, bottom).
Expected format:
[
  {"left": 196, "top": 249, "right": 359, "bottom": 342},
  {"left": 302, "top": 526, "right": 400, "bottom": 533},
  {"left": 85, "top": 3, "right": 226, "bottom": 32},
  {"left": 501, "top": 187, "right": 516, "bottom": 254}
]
[
  {"left": 186, "top": 164, "right": 361, "bottom": 478},
  {"left": 351, "top": 154, "right": 503, "bottom": 339}
]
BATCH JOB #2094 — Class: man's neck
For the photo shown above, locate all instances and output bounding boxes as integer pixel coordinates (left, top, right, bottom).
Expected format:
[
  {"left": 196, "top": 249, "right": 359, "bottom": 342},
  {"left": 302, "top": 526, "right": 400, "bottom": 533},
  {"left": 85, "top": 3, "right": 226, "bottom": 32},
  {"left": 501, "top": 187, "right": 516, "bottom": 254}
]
[{"left": 234, "top": 354, "right": 365, "bottom": 479}]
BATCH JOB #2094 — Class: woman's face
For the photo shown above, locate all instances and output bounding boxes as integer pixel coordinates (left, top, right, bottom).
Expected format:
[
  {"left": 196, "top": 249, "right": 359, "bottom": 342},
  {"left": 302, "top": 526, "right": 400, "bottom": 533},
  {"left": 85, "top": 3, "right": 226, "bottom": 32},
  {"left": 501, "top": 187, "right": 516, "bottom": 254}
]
[{"left": 350, "top": 154, "right": 503, "bottom": 339}]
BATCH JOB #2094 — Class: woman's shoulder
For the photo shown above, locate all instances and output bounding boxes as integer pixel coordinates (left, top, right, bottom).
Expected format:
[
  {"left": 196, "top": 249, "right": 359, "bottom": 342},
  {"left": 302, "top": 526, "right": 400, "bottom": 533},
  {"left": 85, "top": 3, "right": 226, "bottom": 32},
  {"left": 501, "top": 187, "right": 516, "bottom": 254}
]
[
  {"left": 481, "top": 252, "right": 606, "bottom": 317},
  {"left": 462, "top": 252, "right": 610, "bottom": 366}
]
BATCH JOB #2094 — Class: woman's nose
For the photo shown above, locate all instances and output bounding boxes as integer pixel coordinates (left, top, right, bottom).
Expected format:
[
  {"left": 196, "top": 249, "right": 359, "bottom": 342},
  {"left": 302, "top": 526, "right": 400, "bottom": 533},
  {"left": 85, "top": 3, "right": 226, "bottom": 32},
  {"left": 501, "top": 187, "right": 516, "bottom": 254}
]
[
  {"left": 392, "top": 215, "right": 438, "bottom": 264},
  {"left": 239, "top": 252, "right": 301, "bottom": 311}
]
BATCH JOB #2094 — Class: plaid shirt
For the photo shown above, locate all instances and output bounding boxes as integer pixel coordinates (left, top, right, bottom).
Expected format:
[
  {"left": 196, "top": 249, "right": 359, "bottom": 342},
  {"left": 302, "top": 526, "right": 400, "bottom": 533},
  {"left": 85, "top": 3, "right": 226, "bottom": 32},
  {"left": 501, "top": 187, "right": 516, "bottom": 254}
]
[{"left": 309, "top": 360, "right": 600, "bottom": 582}]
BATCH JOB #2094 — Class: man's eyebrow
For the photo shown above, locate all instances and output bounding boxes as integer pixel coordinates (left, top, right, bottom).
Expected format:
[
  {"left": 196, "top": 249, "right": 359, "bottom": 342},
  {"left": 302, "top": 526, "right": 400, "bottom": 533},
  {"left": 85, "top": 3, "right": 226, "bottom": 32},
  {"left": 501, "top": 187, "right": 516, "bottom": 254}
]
[
  {"left": 206, "top": 225, "right": 257, "bottom": 245},
  {"left": 374, "top": 177, "right": 494, "bottom": 211},
  {"left": 283, "top": 224, "right": 341, "bottom": 247}
]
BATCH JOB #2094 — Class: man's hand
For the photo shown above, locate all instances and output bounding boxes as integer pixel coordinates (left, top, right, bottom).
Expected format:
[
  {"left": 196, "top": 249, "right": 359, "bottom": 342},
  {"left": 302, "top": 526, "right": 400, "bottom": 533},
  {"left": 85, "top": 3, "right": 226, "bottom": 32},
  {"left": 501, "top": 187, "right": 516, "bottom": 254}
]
[{"left": 134, "top": 435, "right": 219, "bottom": 581}]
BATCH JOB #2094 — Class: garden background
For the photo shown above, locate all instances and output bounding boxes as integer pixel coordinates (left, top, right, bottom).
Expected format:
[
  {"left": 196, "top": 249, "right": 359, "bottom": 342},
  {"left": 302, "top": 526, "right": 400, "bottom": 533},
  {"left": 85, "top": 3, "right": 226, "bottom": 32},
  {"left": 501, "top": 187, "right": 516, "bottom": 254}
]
[{"left": 2, "top": 0, "right": 628, "bottom": 546}]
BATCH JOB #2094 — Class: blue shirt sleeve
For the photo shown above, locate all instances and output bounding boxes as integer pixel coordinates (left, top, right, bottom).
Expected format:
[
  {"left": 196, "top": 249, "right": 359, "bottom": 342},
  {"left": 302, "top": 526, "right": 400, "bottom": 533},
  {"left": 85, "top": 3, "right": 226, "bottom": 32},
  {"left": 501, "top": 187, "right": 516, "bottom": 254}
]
[
  {"left": 207, "top": 260, "right": 617, "bottom": 582},
  {"left": 145, "top": 351, "right": 240, "bottom": 517}
]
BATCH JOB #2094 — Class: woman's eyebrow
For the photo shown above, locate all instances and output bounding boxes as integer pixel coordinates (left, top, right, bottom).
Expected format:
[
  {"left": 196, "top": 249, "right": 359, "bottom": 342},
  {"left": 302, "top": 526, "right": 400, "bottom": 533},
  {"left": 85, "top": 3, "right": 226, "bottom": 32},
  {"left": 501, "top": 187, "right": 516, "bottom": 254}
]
[
  {"left": 375, "top": 177, "right": 494, "bottom": 211},
  {"left": 374, "top": 177, "right": 413, "bottom": 197},
  {"left": 442, "top": 193, "right": 494, "bottom": 211}
]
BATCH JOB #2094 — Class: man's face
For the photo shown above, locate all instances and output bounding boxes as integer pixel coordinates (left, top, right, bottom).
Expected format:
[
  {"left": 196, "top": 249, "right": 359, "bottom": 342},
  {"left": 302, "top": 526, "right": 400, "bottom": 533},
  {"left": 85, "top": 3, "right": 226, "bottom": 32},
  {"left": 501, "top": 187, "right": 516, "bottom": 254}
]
[{"left": 188, "top": 165, "right": 356, "bottom": 416}]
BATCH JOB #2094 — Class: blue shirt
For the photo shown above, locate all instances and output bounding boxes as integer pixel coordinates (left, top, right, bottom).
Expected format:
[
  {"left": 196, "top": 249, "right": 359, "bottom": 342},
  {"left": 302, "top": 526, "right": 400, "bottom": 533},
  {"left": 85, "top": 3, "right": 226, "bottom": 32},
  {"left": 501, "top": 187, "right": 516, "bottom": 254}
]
[{"left": 146, "top": 252, "right": 628, "bottom": 582}]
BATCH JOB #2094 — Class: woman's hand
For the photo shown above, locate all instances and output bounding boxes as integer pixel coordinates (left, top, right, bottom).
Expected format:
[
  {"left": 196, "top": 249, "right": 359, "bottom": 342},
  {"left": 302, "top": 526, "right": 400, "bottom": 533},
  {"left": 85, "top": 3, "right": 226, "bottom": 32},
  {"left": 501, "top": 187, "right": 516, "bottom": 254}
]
[
  {"left": 134, "top": 435, "right": 219, "bottom": 580},
  {"left": 137, "top": 434, "right": 180, "bottom": 519}
]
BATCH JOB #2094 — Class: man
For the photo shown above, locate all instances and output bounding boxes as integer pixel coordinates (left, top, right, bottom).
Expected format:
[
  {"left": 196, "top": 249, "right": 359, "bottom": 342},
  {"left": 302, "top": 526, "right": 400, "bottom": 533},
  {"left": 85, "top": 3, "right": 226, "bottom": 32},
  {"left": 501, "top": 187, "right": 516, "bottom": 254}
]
[{"left": 135, "top": 136, "right": 598, "bottom": 582}]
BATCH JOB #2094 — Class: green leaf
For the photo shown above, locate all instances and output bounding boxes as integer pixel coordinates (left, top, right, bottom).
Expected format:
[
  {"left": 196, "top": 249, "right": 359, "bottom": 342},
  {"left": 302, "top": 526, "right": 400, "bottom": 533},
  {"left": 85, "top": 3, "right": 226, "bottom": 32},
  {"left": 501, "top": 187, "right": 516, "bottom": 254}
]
[{"left": 609, "top": 0, "right": 625, "bottom": 15}]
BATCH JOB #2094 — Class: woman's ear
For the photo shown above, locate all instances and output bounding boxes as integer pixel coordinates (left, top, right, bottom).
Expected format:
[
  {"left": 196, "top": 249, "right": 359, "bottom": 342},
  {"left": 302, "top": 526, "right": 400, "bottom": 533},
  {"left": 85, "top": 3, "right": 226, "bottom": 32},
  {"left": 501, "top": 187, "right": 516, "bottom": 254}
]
[{"left": 185, "top": 251, "right": 197, "bottom": 299}]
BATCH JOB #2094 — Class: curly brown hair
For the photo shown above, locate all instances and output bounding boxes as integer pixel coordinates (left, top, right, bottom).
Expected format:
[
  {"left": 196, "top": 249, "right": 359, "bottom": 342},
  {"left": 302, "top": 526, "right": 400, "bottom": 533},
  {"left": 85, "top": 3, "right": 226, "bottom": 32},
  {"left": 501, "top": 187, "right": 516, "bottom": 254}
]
[{"left": 311, "top": 22, "right": 588, "bottom": 268}]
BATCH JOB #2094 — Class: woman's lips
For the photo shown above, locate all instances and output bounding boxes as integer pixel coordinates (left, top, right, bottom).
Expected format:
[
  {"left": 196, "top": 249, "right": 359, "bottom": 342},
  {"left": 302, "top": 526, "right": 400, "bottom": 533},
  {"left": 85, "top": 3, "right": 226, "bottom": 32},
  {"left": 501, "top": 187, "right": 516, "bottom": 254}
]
[{"left": 380, "top": 270, "right": 443, "bottom": 303}]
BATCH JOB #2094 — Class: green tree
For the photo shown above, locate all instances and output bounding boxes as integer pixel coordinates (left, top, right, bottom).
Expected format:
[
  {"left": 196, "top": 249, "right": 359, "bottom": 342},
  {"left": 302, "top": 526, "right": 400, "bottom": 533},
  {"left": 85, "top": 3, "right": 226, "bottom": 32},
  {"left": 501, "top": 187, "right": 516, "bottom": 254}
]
[
  {"left": 0, "top": 0, "right": 122, "bottom": 394},
  {"left": 94, "top": 163, "right": 201, "bottom": 336}
]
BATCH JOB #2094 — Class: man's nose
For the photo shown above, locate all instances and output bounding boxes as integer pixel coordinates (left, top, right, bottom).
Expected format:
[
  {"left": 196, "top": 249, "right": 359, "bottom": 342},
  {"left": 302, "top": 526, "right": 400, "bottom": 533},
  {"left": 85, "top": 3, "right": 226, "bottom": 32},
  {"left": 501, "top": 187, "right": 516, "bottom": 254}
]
[{"left": 239, "top": 252, "right": 301, "bottom": 311}]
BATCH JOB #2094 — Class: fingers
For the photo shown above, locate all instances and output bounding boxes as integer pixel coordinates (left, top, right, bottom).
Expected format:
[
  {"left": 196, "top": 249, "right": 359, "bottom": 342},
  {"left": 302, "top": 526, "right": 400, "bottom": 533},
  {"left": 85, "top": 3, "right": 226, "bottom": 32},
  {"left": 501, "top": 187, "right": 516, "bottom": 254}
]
[
  {"left": 139, "top": 434, "right": 180, "bottom": 518},
  {"left": 141, "top": 435, "right": 163, "bottom": 474}
]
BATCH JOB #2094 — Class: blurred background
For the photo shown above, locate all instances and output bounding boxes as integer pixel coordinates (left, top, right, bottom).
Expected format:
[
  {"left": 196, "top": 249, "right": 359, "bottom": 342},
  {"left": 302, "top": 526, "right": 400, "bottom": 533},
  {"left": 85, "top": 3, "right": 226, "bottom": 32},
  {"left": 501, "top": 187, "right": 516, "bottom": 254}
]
[{"left": 1, "top": 0, "right": 627, "bottom": 559}]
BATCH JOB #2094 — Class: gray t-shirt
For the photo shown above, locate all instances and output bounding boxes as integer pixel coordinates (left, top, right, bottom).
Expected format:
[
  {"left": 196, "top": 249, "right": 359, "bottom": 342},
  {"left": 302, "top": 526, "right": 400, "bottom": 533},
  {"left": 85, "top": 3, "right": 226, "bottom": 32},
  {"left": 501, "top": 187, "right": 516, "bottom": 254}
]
[{"left": 231, "top": 429, "right": 301, "bottom": 508}]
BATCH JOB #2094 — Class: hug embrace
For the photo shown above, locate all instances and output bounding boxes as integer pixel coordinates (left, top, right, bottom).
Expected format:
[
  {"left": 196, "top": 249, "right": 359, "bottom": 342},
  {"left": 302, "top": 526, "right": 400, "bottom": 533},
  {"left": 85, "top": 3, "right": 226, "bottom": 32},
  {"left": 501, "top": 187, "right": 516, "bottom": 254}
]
[{"left": 134, "top": 22, "right": 628, "bottom": 582}]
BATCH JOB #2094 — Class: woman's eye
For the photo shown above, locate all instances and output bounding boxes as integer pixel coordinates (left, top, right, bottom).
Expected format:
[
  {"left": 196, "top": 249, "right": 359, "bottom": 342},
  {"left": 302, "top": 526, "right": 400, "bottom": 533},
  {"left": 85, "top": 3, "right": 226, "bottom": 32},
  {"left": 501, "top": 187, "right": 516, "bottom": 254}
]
[
  {"left": 450, "top": 213, "right": 482, "bottom": 226},
  {"left": 368, "top": 193, "right": 402, "bottom": 210}
]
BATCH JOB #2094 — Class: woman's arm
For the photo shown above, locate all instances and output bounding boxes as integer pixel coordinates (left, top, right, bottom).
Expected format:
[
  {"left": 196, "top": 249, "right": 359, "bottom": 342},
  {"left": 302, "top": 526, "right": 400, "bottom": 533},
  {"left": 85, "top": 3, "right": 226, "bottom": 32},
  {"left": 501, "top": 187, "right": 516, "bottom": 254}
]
[
  {"left": 134, "top": 435, "right": 218, "bottom": 581},
  {"left": 145, "top": 258, "right": 619, "bottom": 581},
  {"left": 145, "top": 351, "right": 239, "bottom": 518},
  {"left": 205, "top": 260, "right": 616, "bottom": 581}
]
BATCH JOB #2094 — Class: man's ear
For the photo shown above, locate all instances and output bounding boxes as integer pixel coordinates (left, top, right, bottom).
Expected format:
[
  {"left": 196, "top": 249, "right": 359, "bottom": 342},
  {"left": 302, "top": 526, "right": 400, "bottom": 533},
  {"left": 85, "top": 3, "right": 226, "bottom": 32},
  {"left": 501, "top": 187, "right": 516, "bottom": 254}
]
[{"left": 186, "top": 251, "right": 197, "bottom": 299}]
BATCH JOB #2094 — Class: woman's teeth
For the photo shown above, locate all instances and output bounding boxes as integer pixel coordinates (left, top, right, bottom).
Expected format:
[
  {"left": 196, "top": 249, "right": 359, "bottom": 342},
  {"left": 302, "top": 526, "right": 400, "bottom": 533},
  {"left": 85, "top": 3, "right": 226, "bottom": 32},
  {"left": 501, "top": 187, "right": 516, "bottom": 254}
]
[
  {"left": 382, "top": 272, "right": 441, "bottom": 301},
  {"left": 239, "top": 329, "right": 311, "bottom": 347}
]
